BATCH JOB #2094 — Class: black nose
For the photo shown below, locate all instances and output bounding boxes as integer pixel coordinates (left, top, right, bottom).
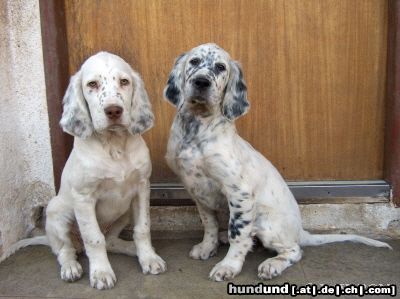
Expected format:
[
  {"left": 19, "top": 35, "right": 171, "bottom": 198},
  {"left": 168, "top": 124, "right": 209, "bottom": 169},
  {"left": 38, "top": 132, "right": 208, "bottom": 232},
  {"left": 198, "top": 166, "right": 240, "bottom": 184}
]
[
  {"left": 104, "top": 105, "right": 123, "bottom": 120},
  {"left": 193, "top": 77, "right": 211, "bottom": 89}
]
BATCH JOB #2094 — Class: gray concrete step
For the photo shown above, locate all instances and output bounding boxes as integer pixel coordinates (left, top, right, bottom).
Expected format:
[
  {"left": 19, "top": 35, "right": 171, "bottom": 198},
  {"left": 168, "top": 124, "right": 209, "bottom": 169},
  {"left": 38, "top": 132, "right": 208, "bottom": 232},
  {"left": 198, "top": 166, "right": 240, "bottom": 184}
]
[{"left": 0, "top": 237, "right": 399, "bottom": 298}]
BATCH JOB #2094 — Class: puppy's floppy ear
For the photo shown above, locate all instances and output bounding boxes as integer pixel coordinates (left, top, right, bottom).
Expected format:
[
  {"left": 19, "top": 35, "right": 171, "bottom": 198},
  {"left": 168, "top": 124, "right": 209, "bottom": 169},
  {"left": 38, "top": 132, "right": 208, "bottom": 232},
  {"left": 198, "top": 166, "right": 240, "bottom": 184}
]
[
  {"left": 163, "top": 53, "right": 187, "bottom": 108},
  {"left": 59, "top": 71, "right": 94, "bottom": 138},
  {"left": 129, "top": 71, "right": 154, "bottom": 135},
  {"left": 221, "top": 60, "right": 250, "bottom": 121}
]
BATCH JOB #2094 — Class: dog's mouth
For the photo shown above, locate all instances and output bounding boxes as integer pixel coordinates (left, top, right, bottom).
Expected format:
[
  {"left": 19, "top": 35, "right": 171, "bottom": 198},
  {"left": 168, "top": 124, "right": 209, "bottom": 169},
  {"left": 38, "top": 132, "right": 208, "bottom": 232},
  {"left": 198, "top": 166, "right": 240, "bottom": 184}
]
[
  {"left": 107, "top": 124, "right": 126, "bottom": 131},
  {"left": 187, "top": 98, "right": 213, "bottom": 116},
  {"left": 188, "top": 95, "right": 209, "bottom": 104}
]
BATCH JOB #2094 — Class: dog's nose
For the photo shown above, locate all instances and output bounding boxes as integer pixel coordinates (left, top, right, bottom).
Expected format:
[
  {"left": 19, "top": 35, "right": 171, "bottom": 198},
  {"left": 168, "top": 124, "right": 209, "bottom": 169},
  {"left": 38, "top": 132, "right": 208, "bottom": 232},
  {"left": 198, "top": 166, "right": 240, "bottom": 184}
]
[
  {"left": 104, "top": 105, "right": 123, "bottom": 120},
  {"left": 193, "top": 77, "right": 211, "bottom": 89}
]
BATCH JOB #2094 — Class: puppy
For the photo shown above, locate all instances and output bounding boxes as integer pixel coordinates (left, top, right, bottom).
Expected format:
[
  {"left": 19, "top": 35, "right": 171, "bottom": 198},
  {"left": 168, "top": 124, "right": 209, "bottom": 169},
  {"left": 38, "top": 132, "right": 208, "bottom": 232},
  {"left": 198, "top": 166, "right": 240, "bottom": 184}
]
[
  {"left": 1, "top": 52, "right": 166, "bottom": 289},
  {"left": 164, "top": 43, "right": 391, "bottom": 282}
]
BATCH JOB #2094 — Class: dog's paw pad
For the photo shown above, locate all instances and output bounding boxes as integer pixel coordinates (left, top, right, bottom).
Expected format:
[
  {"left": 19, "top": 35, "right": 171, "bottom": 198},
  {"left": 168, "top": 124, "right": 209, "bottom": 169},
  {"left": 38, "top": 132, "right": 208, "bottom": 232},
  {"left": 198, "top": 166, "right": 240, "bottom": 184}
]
[
  {"left": 189, "top": 242, "right": 218, "bottom": 260},
  {"left": 209, "top": 264, "right": 239, "bottom": 282},
  {"left": 90, "top": 268, "right": 116, "bottom": 290},
  {"left": 140, "top": 254, "right": 167, "bottom": 275},
  {"left": 60, "top": 260, "right": 83, "bottom": 282}
]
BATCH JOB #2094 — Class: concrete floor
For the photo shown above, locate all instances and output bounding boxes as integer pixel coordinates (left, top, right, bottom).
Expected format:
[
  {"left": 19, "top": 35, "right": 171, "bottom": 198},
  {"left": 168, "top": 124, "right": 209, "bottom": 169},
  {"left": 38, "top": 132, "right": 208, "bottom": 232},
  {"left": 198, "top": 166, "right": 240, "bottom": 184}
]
[{"left": 0, "top": 234, "right": 399, "bottom": 299}]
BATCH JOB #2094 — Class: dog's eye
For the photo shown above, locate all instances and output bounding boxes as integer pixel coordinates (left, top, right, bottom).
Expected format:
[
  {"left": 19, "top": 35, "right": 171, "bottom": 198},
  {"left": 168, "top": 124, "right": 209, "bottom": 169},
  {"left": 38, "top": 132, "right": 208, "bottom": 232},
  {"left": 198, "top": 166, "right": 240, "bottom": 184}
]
[
  {"left": 215, "top": 63, "right": 226, "bottom": 72},
  {"left": 87, "top": 81, "right": 98, "bottom": 88},
  {"left": 120, "top": 79, "right": 130, "bottom": 86},
  {"left": 189, "top": 58, "right": 201, "bottom": 66}
]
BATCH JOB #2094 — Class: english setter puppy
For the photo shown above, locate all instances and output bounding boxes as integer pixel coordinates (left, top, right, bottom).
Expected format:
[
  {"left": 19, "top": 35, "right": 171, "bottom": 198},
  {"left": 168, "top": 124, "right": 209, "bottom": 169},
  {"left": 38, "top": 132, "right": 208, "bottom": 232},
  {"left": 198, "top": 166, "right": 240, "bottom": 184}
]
[
  {"left": 1, "top": 52, "right": 166, "bottom": 289},
  {"left": 164, "top": 43, "right": 391, "bottom": 282}
]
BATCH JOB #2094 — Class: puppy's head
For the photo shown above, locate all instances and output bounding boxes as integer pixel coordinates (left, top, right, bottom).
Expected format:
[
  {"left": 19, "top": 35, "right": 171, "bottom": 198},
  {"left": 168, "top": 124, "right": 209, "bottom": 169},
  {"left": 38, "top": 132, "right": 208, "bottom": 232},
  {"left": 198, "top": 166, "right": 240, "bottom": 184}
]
[
  {"left": 60, "top": 52, "right": 154, "bottom": 138},
  {"left": 164, "top": 43, "right": 249, "bottom": 120}
]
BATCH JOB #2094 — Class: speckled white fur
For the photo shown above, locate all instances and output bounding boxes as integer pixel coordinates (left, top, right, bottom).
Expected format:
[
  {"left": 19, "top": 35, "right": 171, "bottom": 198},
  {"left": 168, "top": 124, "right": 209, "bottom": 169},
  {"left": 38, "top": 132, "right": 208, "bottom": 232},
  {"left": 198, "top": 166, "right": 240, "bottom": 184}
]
[
  {"left": 164, "top": 44, "right": 391, "bottom": 282},
  {"left": 0, "top": 52, "right": 166, "bottom": 290}
]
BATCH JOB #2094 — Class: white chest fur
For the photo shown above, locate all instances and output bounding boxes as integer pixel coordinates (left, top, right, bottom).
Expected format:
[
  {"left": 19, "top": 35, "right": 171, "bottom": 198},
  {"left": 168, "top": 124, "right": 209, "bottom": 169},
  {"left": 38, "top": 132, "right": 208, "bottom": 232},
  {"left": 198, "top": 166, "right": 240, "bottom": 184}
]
[{"left": 65, "top": 132, "right": 151, "bottom": 225}]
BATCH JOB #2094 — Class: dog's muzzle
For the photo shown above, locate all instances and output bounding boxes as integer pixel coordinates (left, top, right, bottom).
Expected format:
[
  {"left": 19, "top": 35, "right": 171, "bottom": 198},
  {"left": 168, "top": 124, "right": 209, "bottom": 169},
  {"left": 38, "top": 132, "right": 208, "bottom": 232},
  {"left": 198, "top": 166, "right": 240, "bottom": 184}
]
[
  {"left": 193, "top": 76, "right": 211, "bottom": 90},
  {"left": 104, "top": 105, "right": 123, "bottom": 120},
  {"left": 190, "top": 75, "right": 212, "bottom": 104}
]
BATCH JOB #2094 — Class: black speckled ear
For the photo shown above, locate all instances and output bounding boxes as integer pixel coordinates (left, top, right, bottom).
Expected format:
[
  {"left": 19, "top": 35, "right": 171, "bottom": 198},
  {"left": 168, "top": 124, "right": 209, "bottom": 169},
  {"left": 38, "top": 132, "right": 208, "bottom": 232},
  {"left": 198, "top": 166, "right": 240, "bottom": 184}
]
[
  {"left": 59, "top": 71, "right": 94, "bottom": 138},
  {"left": 163, "top": 53, "right": 187, "bottom": 107},
  {"left": 221, "top": 61, "right": 250, "bottom": 121},
  {"left": 129, "top": 71, "right": 154, "bottom": 135}
]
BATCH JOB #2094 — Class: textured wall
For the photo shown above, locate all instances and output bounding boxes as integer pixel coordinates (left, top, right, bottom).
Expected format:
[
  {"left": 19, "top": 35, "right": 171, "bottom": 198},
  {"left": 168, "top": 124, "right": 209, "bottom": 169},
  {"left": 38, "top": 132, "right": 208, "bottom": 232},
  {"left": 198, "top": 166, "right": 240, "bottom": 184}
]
[{"left": 0, "top": 0, "right": 55, "bottom": 255}]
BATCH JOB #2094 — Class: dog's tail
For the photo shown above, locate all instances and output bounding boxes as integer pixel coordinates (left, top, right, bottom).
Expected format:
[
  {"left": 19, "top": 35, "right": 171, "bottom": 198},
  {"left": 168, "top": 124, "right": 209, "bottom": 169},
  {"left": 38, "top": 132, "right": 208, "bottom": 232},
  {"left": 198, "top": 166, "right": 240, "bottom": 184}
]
[
  {"left": 0, "top": 235, "right": 49, "bottom": 263},
  {"left": 299, "top": 230, "right": 392, "bottom": 249}
]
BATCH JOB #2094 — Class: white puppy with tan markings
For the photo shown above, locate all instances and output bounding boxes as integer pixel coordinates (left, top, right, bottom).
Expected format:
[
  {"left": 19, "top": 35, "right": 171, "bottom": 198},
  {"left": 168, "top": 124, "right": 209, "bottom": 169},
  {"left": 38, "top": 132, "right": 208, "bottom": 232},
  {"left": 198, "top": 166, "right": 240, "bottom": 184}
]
[
  {"left": 0, "top": 52, "right": 166, "bottom": 289},
  {"left": 164, "top": 43, "right": 390, "bottom": 282}
]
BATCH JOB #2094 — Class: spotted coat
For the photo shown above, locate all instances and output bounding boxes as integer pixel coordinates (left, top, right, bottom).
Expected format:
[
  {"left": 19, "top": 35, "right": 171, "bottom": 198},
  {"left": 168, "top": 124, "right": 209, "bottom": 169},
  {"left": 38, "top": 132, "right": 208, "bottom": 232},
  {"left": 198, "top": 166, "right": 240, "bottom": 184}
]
[{"left": 163, "top": 43, "right": 391, "bottom": 282}]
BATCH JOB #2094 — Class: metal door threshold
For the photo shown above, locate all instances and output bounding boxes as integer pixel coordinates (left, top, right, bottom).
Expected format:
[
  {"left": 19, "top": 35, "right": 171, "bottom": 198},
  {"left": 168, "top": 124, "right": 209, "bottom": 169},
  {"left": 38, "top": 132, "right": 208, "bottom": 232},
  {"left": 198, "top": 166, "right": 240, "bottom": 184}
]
[{"left": 150, "top": 180, "right": 391, "bottom": 206}]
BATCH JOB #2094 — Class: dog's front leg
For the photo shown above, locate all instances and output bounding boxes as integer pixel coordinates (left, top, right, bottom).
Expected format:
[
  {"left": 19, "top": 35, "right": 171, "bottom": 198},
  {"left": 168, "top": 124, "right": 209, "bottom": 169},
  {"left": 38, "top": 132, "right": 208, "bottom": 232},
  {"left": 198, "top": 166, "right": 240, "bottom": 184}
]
[
  {"left": 132, "top": 179, "right": 167, "bottom": 275},
  {"left": 189, "top": 202, "right": 219, "bottom": 260},
  {"left": 74, "top": 194, "right": 116, "bottom": 290},
  {"left": 209, "top": 185, "right": 254, "bottom": 281}
]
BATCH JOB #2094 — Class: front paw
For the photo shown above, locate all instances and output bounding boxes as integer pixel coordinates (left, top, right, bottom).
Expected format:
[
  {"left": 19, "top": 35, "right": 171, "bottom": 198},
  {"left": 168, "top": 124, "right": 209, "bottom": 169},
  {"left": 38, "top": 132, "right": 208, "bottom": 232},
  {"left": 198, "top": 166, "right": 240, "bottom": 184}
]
[
  {"left": 90, "top": 265, "right": 116, "bottom": 290},
  {"left": 139, "top": 254, "right": 167, "bottom": 275},
  {"left": 189, "top": 242, "right": 218, "bottom": 260},
  {"left": 209, "top": 261, "right": 241, "bottom": 282}
]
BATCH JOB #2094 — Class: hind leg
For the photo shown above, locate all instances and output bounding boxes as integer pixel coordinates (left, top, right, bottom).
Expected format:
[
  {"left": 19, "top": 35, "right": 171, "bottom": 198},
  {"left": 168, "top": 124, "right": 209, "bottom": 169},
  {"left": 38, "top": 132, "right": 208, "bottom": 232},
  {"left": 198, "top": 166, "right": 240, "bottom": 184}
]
[
  {"left": 218, "top": 230, "right": 229, "bottom": 244},
  {"left": 258, "top": 244, "right": 302, "bottom": 279},
  {"left": 46, "top": 196, "right": 83, "bottom": 282},
  {"left": 256, "top": 231, "right": 302, "bottom": 280},
  {"left": 105, "top": 212, "right": 136, "bottom": 257}
]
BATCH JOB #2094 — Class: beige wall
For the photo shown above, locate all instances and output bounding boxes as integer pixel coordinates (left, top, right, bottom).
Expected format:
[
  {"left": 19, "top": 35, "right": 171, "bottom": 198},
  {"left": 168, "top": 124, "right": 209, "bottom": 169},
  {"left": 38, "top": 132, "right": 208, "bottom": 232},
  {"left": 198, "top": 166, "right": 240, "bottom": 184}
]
[{"left": 0, "top": 0, "right": 55, "bottom": 255}]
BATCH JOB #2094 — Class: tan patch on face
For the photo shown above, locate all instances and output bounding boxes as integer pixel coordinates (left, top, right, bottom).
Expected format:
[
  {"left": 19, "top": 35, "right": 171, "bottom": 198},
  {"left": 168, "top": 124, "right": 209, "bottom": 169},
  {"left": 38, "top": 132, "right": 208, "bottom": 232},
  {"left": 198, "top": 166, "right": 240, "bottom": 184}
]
[{"left": 188, "top": 102, "right": 213, "bottom": 116}]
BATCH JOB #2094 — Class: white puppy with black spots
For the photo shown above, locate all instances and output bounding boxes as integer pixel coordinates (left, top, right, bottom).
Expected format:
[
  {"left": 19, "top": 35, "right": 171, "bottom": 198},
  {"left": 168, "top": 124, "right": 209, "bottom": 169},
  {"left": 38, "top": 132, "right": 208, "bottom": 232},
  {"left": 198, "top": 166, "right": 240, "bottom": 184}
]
[
  {"left": 164, "top": 43, "right": 391, "bottom": 282},
  {"left": 0, "top": 52, "right": 166, "bottom": 289}
]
